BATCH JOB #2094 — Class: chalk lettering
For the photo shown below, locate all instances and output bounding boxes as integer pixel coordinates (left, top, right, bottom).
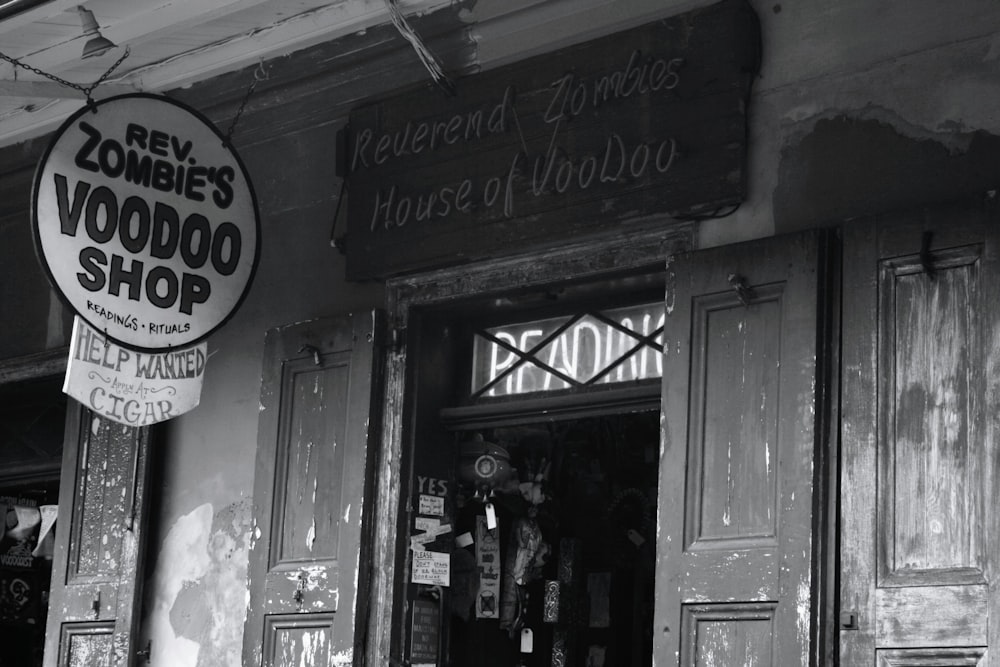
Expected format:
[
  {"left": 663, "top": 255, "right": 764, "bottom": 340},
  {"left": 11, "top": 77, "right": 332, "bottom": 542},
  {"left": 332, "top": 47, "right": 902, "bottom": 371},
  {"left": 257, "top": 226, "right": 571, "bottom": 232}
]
[
  {"left": 504, "top": 152, "right": 521, "bottom": 218},
  {"left": 593, "top": 54, "right": 682, "bottom": 107},
  {"left": 351, "top": 87, "right": 514, "bottom": 172},
  {"left": 532, "top": 134, "right": 677, "bottom": 195},
  {"left": 483, "top": 177, "right": 501, "bottom": 207},
  {"left": 543, "top": 74, "right": 573, "bottom": 124},
  {"left": 369, "top": 180, "right": 474, "bottom": 231},
  {"left": 351, "top": 46, "right": 689, "bottom": 234}
]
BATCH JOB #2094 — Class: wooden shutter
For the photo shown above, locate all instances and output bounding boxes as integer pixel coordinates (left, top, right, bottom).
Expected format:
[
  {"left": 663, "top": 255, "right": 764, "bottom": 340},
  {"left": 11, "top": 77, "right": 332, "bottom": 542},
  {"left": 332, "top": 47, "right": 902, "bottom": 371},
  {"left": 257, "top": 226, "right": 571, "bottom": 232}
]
[
  {"left": 840, "top": 201, "right": 999, "bottom": 665},
  {"left": 243, "top": 311, "right": 384, "bottom": 667},
  {"left": 655, "top": 231, "right": 825, "bottom": 665},
  {"left": 42, "top": 404, "right": 153, "bottom": 667}
]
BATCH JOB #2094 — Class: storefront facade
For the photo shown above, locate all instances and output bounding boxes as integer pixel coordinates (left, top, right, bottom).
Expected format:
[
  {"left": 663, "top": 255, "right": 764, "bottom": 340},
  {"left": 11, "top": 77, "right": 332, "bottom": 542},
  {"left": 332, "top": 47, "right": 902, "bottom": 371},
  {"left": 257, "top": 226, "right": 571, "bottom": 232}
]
[{"left": 1, "top": 0, "right": 1000, "bottom": 665}]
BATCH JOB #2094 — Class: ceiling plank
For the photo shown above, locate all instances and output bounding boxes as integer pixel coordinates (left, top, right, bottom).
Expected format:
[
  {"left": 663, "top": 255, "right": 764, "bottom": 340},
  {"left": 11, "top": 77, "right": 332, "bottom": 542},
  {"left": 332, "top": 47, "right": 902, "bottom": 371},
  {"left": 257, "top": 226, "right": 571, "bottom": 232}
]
[
  {"left": 0, "top": 0, "right": 78, "bottom": 37},
  {"left": 0, "top": 0, "right": 452, "bottom": 145},
  {"left": 0, "top": 79, "right": 137, "bottom": 99},
  {"left": 0, "top": 0, "right": 290, "bottom": 65},
  {"left": 105, "top": 0, "right": 450, "bottom": 92},
  {"left": 0, "top": 0, "right": 444, "bottom": 84}
]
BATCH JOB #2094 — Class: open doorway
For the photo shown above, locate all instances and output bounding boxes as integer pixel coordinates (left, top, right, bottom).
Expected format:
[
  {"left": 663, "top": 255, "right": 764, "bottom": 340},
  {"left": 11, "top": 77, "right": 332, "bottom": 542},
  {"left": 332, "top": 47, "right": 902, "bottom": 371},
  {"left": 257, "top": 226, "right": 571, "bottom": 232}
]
[
  {"left": 0, "top": 374, "right": 65, "bottom": 667},
  {"left": 397, "top": 269, "right": 667, "bottom": 667}
]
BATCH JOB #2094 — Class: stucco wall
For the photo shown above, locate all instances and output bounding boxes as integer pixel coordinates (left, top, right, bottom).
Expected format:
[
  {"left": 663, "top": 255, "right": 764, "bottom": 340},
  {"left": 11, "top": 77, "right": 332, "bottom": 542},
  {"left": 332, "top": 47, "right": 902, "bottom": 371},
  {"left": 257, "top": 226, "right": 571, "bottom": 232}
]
[
  {"left": 137, "top": 119, "right": 383, "bottom": 666},
  {"left": 709, "top": 0, "right": 1000, "bottom": 246}
]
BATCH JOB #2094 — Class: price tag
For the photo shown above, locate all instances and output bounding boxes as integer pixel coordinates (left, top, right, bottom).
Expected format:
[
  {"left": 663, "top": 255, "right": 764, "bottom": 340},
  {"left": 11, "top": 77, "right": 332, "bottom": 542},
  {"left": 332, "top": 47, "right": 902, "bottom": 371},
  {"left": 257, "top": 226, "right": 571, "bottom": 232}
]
[
  {"left": 485, "top": 502, "right": 497, "bottom": 530},
  {"left": 520, "top": 628, "right": 533, "bottom": 654}
]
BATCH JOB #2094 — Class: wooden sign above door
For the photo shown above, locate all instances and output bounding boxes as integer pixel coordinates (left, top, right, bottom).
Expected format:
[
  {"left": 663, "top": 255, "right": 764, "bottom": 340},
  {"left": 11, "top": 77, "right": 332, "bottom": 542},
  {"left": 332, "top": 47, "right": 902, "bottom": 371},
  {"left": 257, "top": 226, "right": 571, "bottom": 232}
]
[{"left": 344, "top": 0, "right": 760, "bottom": 281}]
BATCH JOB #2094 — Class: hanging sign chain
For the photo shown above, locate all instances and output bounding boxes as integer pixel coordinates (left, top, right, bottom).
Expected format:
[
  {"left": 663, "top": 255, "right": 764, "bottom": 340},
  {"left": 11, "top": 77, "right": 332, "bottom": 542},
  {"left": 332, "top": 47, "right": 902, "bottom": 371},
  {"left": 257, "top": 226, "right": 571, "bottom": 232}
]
[
  {"left": 0, "top": 46, "right": 131, "bottom": 107},
  {"left": 224, "top": 61, "right": 267, "bottom": 148},
  {"left": 385, "top": 0, "right": 454, "bottom": 95}
]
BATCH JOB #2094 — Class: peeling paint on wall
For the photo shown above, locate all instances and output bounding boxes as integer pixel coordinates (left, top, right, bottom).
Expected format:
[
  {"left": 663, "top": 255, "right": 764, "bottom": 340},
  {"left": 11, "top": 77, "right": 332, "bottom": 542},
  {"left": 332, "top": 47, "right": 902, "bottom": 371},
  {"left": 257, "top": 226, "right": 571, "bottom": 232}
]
[
  {"left": 146, "top": 500, "right": 253, "bottom": 667},
  {"left": 147, "top": 503, "right": 213, "bottom": 665},
  {"left": 774, "top": 112, "right": 1000, "bottom": 232}
]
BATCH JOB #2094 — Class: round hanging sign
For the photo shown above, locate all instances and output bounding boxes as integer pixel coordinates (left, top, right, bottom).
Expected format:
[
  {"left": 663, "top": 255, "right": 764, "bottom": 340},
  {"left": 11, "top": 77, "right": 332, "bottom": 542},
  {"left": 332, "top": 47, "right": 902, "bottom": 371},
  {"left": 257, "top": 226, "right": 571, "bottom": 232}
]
[{"left": 32, "top": 93, "right": 260, "bottom": 351}]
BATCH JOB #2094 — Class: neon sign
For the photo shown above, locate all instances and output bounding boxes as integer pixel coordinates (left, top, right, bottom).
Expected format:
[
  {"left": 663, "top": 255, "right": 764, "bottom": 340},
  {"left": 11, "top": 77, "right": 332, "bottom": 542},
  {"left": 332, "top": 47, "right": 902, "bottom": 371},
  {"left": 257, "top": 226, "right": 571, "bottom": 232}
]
[{"left": 472, "top": 302, "right": 664, "bottom": 397}]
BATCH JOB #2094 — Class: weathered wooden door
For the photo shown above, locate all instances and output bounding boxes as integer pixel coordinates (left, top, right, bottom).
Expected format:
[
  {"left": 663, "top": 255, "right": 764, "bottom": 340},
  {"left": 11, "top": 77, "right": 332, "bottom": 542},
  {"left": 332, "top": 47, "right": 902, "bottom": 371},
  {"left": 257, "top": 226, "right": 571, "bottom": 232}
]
[
  {"left": 243, "top": 312, "right": 383, "bottom": 667},
  {"left": 840, "top": 202, "right": 999, "bottom": 665},
  {"left": 656, "top": 231, "right": 825, "bottom": 665},
  {"left": 42, "top": 404, "right": 153, "bottom": 667}
]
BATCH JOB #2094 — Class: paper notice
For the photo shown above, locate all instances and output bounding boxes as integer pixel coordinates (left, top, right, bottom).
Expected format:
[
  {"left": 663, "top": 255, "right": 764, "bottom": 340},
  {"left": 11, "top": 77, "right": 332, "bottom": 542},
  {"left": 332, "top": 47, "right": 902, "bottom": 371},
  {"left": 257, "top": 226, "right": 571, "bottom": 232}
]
[
  {"left": 418, "top": 494, "right": 445, "bottom": 516},
  {"left": 415, "top": 517, "right": 441, "bottom": 532},
  {"left": 412, "top": 550, "right": 450, "bottom": 587},
  {"left": 32, "top": 505, "right": 58, "bottom": 559}
]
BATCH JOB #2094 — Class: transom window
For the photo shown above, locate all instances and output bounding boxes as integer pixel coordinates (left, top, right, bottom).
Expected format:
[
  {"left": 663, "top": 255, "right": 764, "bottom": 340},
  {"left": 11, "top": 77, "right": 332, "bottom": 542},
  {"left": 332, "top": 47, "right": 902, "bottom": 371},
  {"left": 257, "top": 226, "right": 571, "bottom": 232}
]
[{"left": 471, "top": 301, "right": 665, "bottom": 398}]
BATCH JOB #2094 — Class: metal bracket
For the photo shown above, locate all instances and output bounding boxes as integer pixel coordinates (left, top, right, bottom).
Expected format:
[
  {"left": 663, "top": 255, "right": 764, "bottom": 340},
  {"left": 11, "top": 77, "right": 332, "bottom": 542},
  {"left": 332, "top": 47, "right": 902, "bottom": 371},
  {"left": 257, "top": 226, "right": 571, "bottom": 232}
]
[
  {"left": 298, "top": 344, "right": 322, "bottom": 366},
  {"left": 920, "top": 231, "right": 936, "bottom": 280},
  {"left": 293, "top": 571, "right": 308, "bottom": 609},
  {"left": 136, "top": 640, "right": 152, "bottom": 663},
  {"left": 727, "top": 273, "right": 755, "bottom": 306},
  {"left": 839, "top": 611, "right": 859, "bottom": 630}
]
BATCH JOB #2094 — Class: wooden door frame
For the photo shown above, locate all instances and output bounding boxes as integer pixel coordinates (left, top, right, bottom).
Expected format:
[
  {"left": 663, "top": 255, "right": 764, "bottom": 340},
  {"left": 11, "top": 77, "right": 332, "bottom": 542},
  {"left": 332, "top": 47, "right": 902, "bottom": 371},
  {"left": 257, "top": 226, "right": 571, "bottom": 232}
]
[{"left": 363, "top": 218, "right": 694, "bottom": 666}]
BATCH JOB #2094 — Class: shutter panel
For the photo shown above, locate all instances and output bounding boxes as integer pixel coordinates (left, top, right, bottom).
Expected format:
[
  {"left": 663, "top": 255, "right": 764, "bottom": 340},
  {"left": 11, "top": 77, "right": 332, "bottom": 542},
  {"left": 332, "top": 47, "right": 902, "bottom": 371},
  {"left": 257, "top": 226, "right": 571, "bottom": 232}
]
[
  {"left": 840, "top": 202, "right": 999, "bottom": 665},
  {"left": 42, "top": 404, "right": 153, "bottom": 667},
  {"left": 243, "top": 311, "right": 384, "bottom": 667},
  {"left": 655, "top": 231, "right": 824, "bottom": 665}
]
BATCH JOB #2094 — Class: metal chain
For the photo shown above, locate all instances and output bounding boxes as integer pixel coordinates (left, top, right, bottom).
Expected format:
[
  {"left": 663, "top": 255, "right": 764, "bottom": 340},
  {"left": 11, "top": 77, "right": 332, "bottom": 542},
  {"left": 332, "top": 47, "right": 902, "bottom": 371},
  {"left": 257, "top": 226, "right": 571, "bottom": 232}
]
[
  {"left": 0, "top": 46, "right": 130, "bottom": 103},
  {"left": 224, "top": 61, "right": 267, "bottom": 147},
  {"left": 223, "top": 78, "right": 256, "bottom": 147},
  {"left": 1, "top": 45, "right": 263, "bottom": 142}
]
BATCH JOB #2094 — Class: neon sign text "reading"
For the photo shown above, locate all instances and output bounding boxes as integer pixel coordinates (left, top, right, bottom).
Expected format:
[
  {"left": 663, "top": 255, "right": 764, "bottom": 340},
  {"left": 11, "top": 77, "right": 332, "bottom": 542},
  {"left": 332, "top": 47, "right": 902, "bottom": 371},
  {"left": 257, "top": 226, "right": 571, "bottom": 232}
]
[{"left": 472, "top": 302, "right": 665, "bottom": 397}]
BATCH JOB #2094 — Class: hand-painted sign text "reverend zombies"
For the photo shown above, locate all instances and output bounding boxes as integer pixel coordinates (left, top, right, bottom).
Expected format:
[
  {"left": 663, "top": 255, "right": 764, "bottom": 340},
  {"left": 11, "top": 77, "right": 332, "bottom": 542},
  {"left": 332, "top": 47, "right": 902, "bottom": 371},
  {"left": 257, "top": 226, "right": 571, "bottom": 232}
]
[
  {"left": 34, "top": 94, "right": 260, "bottom": 351},
  {"left": 345, "top": 0, "right": 760, "bottom": 279}
]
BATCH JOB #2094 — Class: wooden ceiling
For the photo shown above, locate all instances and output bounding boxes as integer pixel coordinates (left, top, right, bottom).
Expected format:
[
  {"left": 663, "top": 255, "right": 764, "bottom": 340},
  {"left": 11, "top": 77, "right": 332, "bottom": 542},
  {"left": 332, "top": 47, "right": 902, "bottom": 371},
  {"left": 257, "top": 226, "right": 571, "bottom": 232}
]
[{"left": 0, "top": 0, "right": 451, "bottom": 146}]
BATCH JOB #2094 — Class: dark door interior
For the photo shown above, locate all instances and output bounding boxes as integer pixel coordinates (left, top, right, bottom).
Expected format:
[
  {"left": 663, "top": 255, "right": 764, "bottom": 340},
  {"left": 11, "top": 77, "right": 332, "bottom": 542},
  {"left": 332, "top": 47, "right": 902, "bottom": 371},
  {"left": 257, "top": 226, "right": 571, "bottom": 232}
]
[
  {"left": 399, "top": 277, "right": 666, "bottom": 667},
  {"left": 0, "top": 375, "right": 65, "bottom": 667},
  {"left": 446, "top": 412, "right": 658, "bottom": 667}
]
